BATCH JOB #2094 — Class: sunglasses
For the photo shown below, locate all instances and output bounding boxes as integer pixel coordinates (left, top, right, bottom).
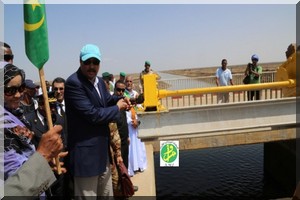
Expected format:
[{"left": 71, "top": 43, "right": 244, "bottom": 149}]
[
  {"left": 4, "top": 82, "right": 26, "bottom": 96},
  {"left": 83, "top": 59, "right": 100, "bottom": 65},
  {"left": 116, "top": 88, "right": 125, "bottom": 92},
  {"left": 4, "top": 54, "right": 14, "bottom": 62},
  {"left": 53, "top": 87, "right": 64, "bottom": 91}
]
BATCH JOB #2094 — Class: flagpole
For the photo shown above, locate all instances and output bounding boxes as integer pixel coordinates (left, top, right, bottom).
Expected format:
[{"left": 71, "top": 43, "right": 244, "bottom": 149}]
[
  {"left": 39, "top": 67, "right": 62, "bottom": 174},
  {"left": 24, "top": 0, "right": 61, "bottom": 174}
]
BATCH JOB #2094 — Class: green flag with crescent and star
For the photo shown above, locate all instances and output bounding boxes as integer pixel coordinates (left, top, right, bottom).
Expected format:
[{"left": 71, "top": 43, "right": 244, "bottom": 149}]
[{"left": 24, "top": 0, "right": 49, "bottom": 69}]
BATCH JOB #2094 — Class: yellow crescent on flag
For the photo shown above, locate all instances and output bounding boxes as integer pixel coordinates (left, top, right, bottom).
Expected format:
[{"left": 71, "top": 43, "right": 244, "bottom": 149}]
[{"left": 24, "top": 1, "right": 44, "bottom": 32}]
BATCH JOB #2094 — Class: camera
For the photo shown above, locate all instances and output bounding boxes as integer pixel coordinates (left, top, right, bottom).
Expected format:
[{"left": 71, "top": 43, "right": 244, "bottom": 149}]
[
  {"left": 247, "top": 63, "right": 255, "bottom": 73},
  {"left": 247, "top": 63, "right": 254, "bottom": 70},
  {"left": 129, "top": 94, "right": 144, "bottom": 105}
]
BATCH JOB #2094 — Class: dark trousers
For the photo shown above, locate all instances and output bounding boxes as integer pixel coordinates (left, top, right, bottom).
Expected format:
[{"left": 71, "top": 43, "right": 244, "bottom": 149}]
[
  {"left": 45, "top": 172, "right": 74, "bottom": 200},
  {"left": 247, "top": 90, "right": 260, "bottom": 101},
  {"left": 121, "top": 142, "right": 129, "bottom": 169},
  {"left": 46, "top": 154, "right": 74, "bottom": 200},
  {"left": 46, "top": 174, "right": 65, "bottom": 200}
]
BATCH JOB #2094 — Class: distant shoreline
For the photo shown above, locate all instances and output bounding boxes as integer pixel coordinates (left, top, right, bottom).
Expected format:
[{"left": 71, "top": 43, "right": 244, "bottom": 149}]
[
  {"left": 160, "top": 61, "right": 281, "bottom": 77},
  {"left": 128, "top": 61, "right": 282, "bottom": 87}
]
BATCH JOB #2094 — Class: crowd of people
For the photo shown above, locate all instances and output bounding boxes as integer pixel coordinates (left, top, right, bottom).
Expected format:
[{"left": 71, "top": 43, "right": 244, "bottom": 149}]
[
  {"left": 1, "top": 41, "right": 264, "bottom": 199},
  {"left": 1, "top": 42, "right": 152, "bottom": 199},
  {"left": 1, "top": 42, "right": 67, "bottom": 198}
]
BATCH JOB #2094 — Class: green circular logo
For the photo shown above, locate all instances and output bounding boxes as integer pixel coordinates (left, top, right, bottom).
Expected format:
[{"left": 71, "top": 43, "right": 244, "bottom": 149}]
[{"left": 160, "top": 143, "right": 178, "bottom": 163}]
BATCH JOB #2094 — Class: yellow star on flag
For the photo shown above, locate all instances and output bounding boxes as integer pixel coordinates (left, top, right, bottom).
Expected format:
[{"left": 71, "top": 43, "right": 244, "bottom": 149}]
[{"left": 24, "top": 0, "right": 42, "bottom": 11}]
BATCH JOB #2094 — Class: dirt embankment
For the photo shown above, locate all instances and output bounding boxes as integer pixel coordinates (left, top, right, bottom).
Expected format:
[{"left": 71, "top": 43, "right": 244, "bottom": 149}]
[
  {"left": 160, "top": 62, "right": 281, "bottom": 77},
  {"left": 126, "top": 61, "right": 282, "bottom": 87}
]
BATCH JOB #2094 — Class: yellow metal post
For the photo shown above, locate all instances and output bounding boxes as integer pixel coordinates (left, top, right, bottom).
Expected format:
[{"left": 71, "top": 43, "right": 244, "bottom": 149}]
[{"left": 143, "top": 74, "right": 163, "bottom": 111}]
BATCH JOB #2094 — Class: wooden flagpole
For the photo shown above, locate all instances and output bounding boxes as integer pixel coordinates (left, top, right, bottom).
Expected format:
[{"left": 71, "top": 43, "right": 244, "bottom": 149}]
[{"left": 39, "top": 67, "right": 61, "bottom": 174}]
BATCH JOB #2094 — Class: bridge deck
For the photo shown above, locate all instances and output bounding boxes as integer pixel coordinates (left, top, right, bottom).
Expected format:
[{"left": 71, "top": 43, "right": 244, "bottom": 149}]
[{"left": 138, "top": 97, "right": 296, "bottom": 146}]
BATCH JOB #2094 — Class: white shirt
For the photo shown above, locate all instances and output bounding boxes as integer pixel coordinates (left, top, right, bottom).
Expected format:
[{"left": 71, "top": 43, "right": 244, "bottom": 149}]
[
  {"left": 127, "top": 89, "right": 139, "bottom": 99},
  {"left": 37, "top": 110, "right": 46, "bottom": 126},
  {"left": 91, "top": 77, "right": 101, "bottom": 99},
  {"left": 57, "top": 100, "right": 65, "bottom": 116},
  {"left": 216, "top": 67, "right": 232, "bottom": 86}
]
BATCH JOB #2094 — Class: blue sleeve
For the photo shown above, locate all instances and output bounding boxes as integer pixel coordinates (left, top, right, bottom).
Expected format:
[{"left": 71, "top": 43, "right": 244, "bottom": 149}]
[
  {"left": 4, "top": 149, "right": 29, "bottom": 180},
  {"left": 65, "top": 77, "right": 121, "bottom": 125}
]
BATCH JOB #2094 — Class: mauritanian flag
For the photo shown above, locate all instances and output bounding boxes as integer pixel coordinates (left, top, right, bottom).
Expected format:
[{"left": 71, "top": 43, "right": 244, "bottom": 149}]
[{"left": 24, "top": 0, "right": 49, "bottom": 69}]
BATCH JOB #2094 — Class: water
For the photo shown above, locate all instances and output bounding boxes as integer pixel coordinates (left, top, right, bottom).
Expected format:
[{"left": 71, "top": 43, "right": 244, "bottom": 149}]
[
  {"left": 158, "top": 72, "right": 213, "bottom": 90},
  {"left": 154, "top": 143, "right": 292, "bottom": 199}
]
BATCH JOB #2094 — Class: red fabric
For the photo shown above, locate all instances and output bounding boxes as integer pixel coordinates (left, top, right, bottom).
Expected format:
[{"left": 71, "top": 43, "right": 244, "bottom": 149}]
[{"left": 118, "top": 162, "right": 135, "bottom": 197}]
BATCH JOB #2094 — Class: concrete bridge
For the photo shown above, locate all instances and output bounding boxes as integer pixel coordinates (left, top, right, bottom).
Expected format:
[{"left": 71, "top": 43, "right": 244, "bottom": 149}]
[
  {"left": 130, "top": 50, "right": 297, "bottom": 197},
  {"left": 131, "top": 77, "right": 297, "bottom": 197},
  {"left": 138, "top": 97, "right": 297, "bottom": 152},
  {"left": 136, "top": 70, "right": 296, "bottom": 150},
  {"left": 131, "top": 97, "right": 297, "bottom": 197}
]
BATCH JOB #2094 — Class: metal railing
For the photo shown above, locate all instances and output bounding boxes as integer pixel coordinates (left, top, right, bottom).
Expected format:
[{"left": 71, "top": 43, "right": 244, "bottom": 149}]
[{"left": 157, "top": 71, "right": 283, "bottom": 108}]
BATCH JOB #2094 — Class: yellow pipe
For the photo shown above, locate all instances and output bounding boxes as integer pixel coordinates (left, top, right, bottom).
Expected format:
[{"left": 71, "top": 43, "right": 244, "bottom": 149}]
[{"left": 159, "top": 79, "right": 295, "bottom": 98}]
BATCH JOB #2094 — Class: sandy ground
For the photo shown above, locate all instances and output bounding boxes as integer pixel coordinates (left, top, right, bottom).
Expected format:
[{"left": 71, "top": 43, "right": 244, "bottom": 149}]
[{"left": 161, "top": 62, "right": 281, "bottom": 77}]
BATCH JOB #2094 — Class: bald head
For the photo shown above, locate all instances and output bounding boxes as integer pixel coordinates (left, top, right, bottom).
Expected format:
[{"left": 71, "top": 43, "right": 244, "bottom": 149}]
[{"left": 125, "top": 75, "right": 134, "bottom": 91}]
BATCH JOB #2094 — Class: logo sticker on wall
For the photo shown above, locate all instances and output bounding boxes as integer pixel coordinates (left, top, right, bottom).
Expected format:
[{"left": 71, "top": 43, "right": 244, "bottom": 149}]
[{"left": 160, "top": 141, "right": 179, "bottom": 167}]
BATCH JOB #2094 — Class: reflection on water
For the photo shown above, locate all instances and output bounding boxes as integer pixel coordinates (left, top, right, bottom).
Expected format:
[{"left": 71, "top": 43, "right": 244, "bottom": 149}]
[
  {"left": 158, "top": 72, "right": 213, "bottom": 90},
  {"left": 154, "top": 143, "right": 292, "bottom": 199}
]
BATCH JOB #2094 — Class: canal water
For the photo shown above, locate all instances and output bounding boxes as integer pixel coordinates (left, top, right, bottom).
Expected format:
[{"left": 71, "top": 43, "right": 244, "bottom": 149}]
[
  {"left": 154, "top": 143, "right": 293, "bottom": 199},
  {"left": 152, "top": 72, "right": 294, "bottom": 199},
  {"left": 158, "top": 72, "right": 213, "bottom": 90}
]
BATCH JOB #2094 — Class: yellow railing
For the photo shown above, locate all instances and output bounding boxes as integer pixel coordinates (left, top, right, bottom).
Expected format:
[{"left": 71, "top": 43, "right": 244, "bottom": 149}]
[{"left": 142, "top": 74, "right": 296, "bottom": 111}]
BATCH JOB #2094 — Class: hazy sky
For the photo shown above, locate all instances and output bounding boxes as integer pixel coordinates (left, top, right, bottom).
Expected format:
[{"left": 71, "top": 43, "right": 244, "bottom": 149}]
[{"left": 3, "top": 2, "right": 296, "bottom": 82}]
